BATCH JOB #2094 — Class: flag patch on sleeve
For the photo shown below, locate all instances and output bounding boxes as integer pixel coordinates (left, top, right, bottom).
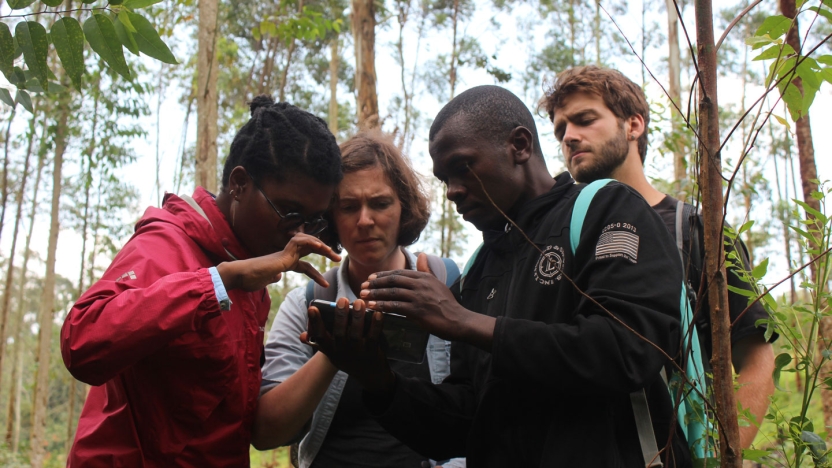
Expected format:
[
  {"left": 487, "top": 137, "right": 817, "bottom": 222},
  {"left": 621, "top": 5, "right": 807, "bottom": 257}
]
[{"left": 595, "top": 230, "right": 639, "bottom": 263}]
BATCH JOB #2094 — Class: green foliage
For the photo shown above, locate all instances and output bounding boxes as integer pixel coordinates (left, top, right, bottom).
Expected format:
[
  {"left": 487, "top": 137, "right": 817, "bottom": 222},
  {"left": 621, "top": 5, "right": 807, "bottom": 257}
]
[
  {"left": 83, "top": 14, "right": 131, "bottom": 79},
  {"left": 745, "top": 183, "right": 832, "bottom": 466},
  {"left": 51, "top": 18, "right": 86, "bottom": 89},
  {"left": 253, "top": 6, "right": 341, "bottom": 44},
  {"left": 0, "top": 0, "right": 177, "bottom": 109},
  {"left": 747, "top": 3, "right": 832, "bottom": 122}
]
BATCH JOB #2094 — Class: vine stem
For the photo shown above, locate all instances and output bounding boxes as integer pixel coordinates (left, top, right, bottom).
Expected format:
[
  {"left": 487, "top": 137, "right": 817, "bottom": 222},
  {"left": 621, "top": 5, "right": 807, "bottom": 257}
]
[{"left": 1, "top": 7, "right": 107, "bottom": 19}]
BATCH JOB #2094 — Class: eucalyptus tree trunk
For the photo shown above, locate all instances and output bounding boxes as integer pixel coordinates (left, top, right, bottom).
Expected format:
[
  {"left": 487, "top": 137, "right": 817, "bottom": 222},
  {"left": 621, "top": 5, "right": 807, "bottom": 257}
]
[
  {"left": 353, "top": 0, "right": 379, "bottom": 129},
  {"left": 196, "top": 0, "right": 220, "bottom": 192},
  {"left": 0, "top": 106, "right": 36, "bottom": 400},
  {"left": 0, "top": 107, "right": 15, "bottom": 246},
  {"left": 66, "top": 90, "right": 100, "bottom": 450},
  {"left": 778, "top": 0, "right": 828, "bottom": 429},
  {"left": 329, "top": 37, "right": 339, "bottom": 135},
  {"left": 279, "top": 0, "right": 305, "bottom": 102},
  {"left": 693, "top": 0, "right": 741, "bottom": 466},
  {"left": 449, "top": 0, "right": 460, "bottom": 99},
  {"left": 6, "top": 119, "right": 47, "bottom": 450},
  {"left": 30, "top": 95, "right": 69, "bottom": 468},
  {"left": 665, "top": 0, "right": 685, "bottom": 198}
]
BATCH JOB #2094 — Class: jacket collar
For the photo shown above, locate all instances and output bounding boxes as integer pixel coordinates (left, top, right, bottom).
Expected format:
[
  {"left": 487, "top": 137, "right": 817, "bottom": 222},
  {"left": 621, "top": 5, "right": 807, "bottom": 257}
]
[{"left": 481, "top": 171, "right": 576, "bottom": 248}]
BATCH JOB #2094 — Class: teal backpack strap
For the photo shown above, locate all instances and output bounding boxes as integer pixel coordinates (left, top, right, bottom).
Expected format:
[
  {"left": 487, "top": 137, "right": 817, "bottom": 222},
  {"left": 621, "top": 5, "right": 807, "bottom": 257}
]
[
  {"left": 569, "top": 179, "right": 614, "bottom": 254},
  {"left": 459, "top": 243, "right": 484, "bottom": 290},
  {"left": 569, "top": 179, "right": 663, "bottom": 468},
  {"left": 440, "top": 257, "right": 460, "bottom": 286}
]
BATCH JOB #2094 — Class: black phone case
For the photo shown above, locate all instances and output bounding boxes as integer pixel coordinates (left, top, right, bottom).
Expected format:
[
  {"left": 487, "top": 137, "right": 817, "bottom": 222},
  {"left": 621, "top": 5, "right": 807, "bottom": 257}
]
[{"left": 309, "top": 299, "right": 429, "bottom": 363}]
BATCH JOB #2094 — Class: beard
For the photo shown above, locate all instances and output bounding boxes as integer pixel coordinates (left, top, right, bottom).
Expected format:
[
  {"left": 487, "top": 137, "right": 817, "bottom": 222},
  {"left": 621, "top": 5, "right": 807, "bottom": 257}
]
[{"left": 567, "top": 126, "right": 630, "bottom": 183}]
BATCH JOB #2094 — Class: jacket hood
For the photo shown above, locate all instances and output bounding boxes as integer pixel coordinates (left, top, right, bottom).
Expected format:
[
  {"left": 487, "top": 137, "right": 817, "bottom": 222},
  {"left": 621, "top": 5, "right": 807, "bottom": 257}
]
[{"left": 134, "top": 187, "right": 252, "bottom": 262}]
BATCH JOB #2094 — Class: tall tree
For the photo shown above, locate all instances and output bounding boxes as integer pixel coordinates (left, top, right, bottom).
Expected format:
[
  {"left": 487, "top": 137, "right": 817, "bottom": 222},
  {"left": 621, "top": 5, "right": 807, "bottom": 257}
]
[
  {"left": 665, "top": 0, "right": 685, "bottom": 197},
  {"left": 0, "top": 107, "right": 15, "bottom": 247},
  {"left": 30, "top": 93, "right": 70, "bottom": 468},
  {"left": 0, "top": 104, "right": 37, "bottom": 400},
  {"left": 694, "top": 0, "right": 742, "bottom": 466},
  {"left": 196, "top": 0, "right": 220, "bottom": 192},
  {"left": 5, "top": 113, "right": 48, "bottom": 451},
  {"left": 353, "top": 0, "right": 378, "bottom": 128}
]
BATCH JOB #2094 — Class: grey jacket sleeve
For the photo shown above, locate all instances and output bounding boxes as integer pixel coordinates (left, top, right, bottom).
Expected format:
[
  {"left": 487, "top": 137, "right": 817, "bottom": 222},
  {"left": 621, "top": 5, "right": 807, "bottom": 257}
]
[{"left": 261, "top": 287, "right": 315, "bottom": 394}]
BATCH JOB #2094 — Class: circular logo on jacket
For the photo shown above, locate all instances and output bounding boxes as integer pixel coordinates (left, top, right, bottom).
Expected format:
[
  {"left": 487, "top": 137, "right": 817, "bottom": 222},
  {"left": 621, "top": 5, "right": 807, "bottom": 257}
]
[{"left": 534, "top": 245, "right": 565, "bottom": 285}]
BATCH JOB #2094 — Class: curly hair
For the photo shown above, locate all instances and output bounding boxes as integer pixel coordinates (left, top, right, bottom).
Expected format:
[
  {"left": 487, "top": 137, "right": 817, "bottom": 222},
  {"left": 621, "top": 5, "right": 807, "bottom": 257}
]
[
  {"left": 539, "top": 66, "right": 650, "bottom": 163},
  {"left": 318, "top": 131, "right": 431, "bottom": 252},
  {"left": 221, "top": 95, "right": 343, "bottom": 187}
]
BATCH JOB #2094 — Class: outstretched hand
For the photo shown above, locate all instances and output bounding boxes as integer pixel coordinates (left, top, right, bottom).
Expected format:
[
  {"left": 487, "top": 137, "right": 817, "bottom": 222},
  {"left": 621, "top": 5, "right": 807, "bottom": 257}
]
[
  {"left": 360, "top": 253, "right": 496, "bottom": 350},
  {"left": 301, "top": 298, "right": 396, "bottom": 393},
  {"left": 217, "top": 233, "right": 341, "bottom": 292}
]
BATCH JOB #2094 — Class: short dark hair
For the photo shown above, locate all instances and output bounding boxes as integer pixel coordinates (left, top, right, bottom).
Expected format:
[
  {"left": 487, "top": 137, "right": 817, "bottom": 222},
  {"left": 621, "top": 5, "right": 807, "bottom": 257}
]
[
  {"left": 540, "top": 66, "right": 650, "bottom": 163},
  {"left": 221, "top": 95, "right": 343, "bottom": 187},
  {"left": 319, "top": 131, "right": 431, "bottom": 252},
  {"left": 429, "top": 85, "right": 543, "bottom": 157}
]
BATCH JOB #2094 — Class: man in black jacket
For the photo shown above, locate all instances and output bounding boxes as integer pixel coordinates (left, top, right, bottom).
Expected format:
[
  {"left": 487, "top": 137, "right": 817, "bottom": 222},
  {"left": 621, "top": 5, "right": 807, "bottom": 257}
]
[
  {"left": 308, "top": 85, "right": 692, "bottom": 467},
  {"left": 539, "top": 65, "right": 775, "bottom": 449}
]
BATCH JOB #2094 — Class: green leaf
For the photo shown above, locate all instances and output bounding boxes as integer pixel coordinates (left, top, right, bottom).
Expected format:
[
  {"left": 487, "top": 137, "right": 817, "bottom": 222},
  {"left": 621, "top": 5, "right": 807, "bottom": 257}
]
[
  {"left": 83, "top": 14, "right": 131, "bottom": 79},
  {"left": 819, "top": 55, "right": 832, "bottom": 66},
  {"left": 81, "top": 0, "right": 98, "bottom": 3},
  {"left": 117, "top": 10, "right": 138, "bottom": 33},
  {"left": 122, "top": 0, "right": 164, "bottom": 8},
  {"left": 41, "top": 0, "right": 63, "bottom": 6},
  {"left": 114, "top": 14, "right": 140, "bottom": 55},
  {"left": 738, "top": 220, "right": 754, "bottom": 235},
  {"left": 7, "top": 0, "right": 36, "bottom": 9},
  {"left": 795, "top": 199, "right": 826, "bottom": 222},
  {"left": 0, "top": 88, "right": 14, "bottom": 107},
  {"left": 801, "top": 431, "right": 828, "bottom": 464},
  {"left": 24, "top": 78, "right": 44, "bottom": 93},
  {"left": 126, "top": 12, "right": 177, "bottom": 64},
  {"left": 775, "top": 352, "right": 791, "bottom": 369},
  {"left": 14, "top": 89, "right": 32, "bottom": 113},
  {"left": 727, "top": 285, "right": 759, "bottom": 299},
  {"left": 15, "top": 21, "right": 49, "bottom": 90},
  {"left": 51, "top": 17, "right": 86, "bottom": 89},
  {"left": 751, "top": 258, "right": 769, "bottom": 280},
  {"left": 745, "top": 35, "right": 773, "bottom": 50},
  {"left": 47, "top": 81, "right": 66, "bottom": 93},
  {"left": 753, "top": 44, "right": 795, "bottom": 62},
  {"left": 808, "top": 6, "right": 832, "bottom": 23},
  {"left": 0, "top": 23, "right": 14, "bottom": 79},
  {"left": 773, "top": 114, "right": 791, "bottom": 131},
  {"left": 755, "top": 15, "right": 792, "bottom": 40},
  {"left": 6, "top": 66, "right": 25, "bottom": 86},
  {"left": 109, "top": 0, "right": 125, "bottom": 5},
  {"left": 742, "top": 448, "right": 769, "bottom": 462}
]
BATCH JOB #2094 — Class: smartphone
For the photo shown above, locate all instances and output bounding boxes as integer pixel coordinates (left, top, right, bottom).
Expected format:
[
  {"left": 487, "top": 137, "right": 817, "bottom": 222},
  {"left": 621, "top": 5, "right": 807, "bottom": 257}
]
[{"left": 308, "top": 299, "right": 429, "bottom": 364}]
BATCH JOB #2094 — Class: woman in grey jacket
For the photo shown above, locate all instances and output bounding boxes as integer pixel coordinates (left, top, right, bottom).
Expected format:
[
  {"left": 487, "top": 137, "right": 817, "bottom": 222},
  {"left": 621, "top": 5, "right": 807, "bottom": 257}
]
[{"left": 253, "top": 131, "right": 463, "bottom": 468}]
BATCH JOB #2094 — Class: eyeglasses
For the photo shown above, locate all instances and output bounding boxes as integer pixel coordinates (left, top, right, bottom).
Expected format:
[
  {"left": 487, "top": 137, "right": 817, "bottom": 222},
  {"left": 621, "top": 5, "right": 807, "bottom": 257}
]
[{"left": 251, "top": 178, "right": 328, "bottom": 236}]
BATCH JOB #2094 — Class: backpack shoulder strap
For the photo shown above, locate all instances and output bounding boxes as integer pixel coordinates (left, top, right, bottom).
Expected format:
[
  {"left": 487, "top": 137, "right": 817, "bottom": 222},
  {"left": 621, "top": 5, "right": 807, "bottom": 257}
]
[
  {"left": 570, "top": 179, "right": 663, "bottom": 468},
  {"left": 674, "top": 200, "right": 686, "bottom": 264},
  {"left": 459, "top": 243, "right": 484, "bottom": 290},
  {"left": 305, "top": 267, "right": 340, "bottom": 304},
  {"left": 569, "top": 179, "right": 614, "bottom": 254},
  {"left": 418, "top": 254, "right": 461, "bottom": 287}
]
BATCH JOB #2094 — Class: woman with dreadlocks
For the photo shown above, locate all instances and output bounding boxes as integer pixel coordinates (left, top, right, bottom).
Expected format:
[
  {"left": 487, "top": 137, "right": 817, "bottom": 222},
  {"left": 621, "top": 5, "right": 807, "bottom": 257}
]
[{"left": 61, "top": 96, "right": 343, "bottom": 467}]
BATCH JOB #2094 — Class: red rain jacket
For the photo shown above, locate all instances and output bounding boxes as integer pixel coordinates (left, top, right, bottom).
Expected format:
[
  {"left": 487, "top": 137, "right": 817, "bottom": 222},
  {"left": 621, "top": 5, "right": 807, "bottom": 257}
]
[{"left": 62, "top": 187, "right": 270, "bottom": 467}]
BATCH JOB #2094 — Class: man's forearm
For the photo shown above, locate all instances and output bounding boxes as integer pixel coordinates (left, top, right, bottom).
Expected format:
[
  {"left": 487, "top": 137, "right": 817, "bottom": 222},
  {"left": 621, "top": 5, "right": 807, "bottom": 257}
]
[{"left": 733, "top": 335, "right": 775, "bottom": 448}]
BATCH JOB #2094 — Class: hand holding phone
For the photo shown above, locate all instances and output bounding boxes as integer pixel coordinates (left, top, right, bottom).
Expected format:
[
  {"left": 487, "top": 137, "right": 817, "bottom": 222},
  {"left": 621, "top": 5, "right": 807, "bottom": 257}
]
[{"left": 308, "top": 299, "right": 430, "bottom": 363}]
